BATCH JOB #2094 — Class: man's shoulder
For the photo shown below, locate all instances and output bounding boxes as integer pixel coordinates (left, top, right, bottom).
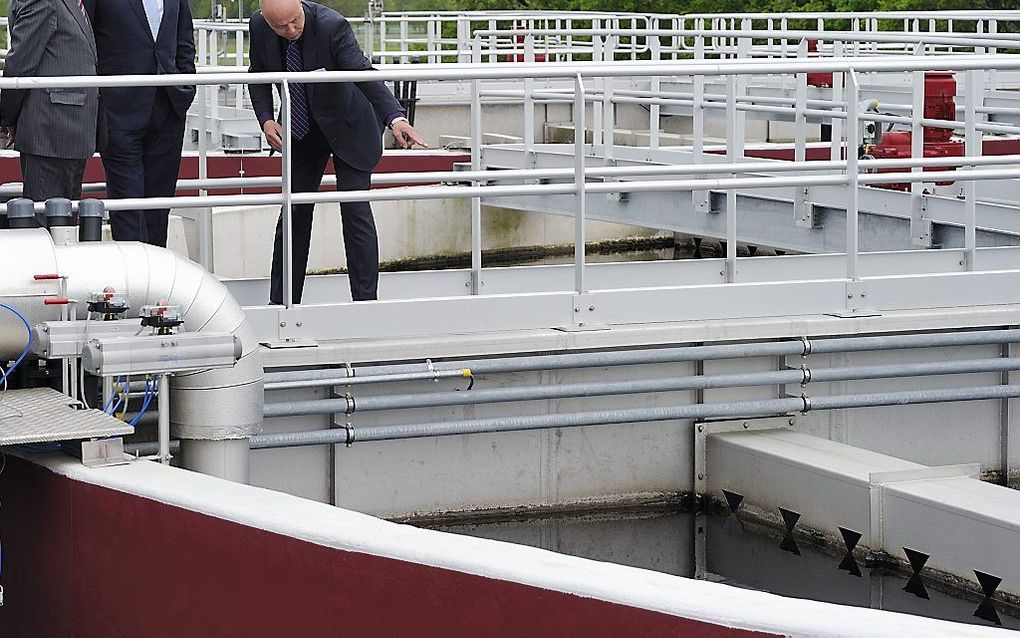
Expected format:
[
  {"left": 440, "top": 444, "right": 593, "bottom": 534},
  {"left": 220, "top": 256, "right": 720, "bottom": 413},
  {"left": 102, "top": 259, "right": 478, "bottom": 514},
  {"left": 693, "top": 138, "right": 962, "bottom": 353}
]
[{"left": 306, "top": 1, "right": 350, "bottom": 30}]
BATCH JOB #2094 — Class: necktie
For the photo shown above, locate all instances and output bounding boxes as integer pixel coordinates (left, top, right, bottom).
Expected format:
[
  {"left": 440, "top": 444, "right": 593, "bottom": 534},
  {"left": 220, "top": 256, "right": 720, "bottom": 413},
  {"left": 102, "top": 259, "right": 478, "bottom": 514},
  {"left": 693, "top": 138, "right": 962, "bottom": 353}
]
[
  {"left": 285, "top": 40, "right": 311, "bottom": 140},
  {"left": 78, "top": 0, "right": 90, "bottom": 26},
  {"left": 143, "top": 0, "right": 161, "bottom": 40}
]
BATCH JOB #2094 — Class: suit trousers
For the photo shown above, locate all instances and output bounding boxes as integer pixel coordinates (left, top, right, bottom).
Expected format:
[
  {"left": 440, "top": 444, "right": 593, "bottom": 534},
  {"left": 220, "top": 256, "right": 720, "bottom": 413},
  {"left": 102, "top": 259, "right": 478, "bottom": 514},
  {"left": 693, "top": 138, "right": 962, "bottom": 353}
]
[
  {"left": 10, "top": 154, "right": 87, "bottom": 228},
  {"left": 269, "top": 124, "right": 379, "bottom": 305},
  {"left": 102, "top": 88, "right": 186, "bottom": 247}
]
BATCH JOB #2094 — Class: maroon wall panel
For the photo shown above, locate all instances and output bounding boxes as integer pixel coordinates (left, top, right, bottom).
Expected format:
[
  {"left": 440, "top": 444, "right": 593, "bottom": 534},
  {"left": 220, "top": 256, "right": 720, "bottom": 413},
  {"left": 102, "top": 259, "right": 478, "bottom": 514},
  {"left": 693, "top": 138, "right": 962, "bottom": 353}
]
[{"left": 0, "top": 457, "right": 777, "bottom": 638}]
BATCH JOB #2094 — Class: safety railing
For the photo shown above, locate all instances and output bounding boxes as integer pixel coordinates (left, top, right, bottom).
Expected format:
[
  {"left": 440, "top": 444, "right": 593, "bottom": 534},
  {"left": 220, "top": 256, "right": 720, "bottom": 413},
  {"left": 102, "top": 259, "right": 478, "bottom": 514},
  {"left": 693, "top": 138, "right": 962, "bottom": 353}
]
[
  {"left": 2, "top": 37, "right": 1020, "bottom": 336},
  {"left": 187, "top": 9, "right": 1020, "bottom": 71}
]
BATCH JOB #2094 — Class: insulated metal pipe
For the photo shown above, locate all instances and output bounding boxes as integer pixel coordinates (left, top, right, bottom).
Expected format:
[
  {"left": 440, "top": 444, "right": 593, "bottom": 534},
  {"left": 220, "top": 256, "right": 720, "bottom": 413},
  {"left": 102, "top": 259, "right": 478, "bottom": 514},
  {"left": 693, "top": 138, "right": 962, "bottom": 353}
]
[
  {"left": 264, "top": 369, "right": 472, "bottom": 391},
  {"left": 251, "top": 384, "right": 1020, "bottom": 449},
  {"left": 263, "top": 357, "right": 1020, "bottom": 418},
  {"left": 269, "top": 357, "right": 1020, "bottom": 417},
  {"left": 263, "top": 328, "right": 1020, "bottom": 387}
]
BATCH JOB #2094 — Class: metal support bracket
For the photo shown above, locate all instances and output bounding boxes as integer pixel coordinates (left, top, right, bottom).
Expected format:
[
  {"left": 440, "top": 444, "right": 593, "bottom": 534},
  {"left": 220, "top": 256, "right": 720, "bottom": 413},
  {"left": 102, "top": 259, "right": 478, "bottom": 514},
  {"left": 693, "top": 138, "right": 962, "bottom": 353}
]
[
  {"left": 80, "top": 437, "right": 130, "bottom": 468},
  {"left": 911, "top": 191, "right": 934, "bottom": 248},
  {"left": 693, "top": 415, "right": 796, "bottom": 580},
  {"left": 263, "top": 307, "right": 318, "bottom": 348},
  {"left": 693, "top": 415, "right": 798, "bottom": 495},
  {"left": 793, "top": 186, "right": 818, "bottom": 228},
  {"left": 835, "top": 279, "right": 879, "bottom": 317},
  {"left": 558, "top": 294, "right": 609, "bottom": 331}
]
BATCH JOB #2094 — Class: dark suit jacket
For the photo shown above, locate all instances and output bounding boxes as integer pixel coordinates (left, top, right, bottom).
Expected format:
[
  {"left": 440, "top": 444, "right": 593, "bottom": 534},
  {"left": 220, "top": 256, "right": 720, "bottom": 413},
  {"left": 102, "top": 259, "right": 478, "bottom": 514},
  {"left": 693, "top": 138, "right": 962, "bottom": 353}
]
[
  {"left": 248, "top": 1, "right": 403, "bottom": 172},
  {"left": 84, "top": 0, "right": 196, "bottom": 130},
  {"left": 0, "top": 0, "right": 100, "bottom": 159}
]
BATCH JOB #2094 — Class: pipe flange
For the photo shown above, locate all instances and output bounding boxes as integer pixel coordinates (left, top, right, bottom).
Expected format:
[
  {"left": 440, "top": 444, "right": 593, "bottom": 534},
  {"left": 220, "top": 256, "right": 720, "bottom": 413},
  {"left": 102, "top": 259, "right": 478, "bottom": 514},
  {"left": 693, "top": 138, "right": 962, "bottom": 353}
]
[
  {"left": 343, "top": 361, "right": 355, "bottom": 379},
  {"left": 344, "top": 422, "right": 356, "bottom": 447},
  {"left": 345, "top": 393, "right": 356, "bottom": 415},
  {"left": 800, "top": 394, "right": 812, "bottom": 413},
  {"left": 800, "top": 336, "right": 812, "bottom": 357}
]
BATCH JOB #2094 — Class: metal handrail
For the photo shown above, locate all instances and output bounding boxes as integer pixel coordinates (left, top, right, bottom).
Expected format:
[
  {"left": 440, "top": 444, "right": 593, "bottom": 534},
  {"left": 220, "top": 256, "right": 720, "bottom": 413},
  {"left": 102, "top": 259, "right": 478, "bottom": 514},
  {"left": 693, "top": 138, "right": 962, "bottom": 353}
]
[{"left": 0, "top": 25, "right": 1017, "bottom": 319}]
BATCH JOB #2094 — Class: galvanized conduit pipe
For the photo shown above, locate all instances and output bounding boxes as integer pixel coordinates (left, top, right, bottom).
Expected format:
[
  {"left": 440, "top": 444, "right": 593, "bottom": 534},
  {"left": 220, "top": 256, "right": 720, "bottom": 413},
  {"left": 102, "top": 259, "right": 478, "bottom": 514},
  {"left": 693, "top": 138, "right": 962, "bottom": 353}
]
[
  {"left": 262, "top": 357, "right": 1020, "bottom": 418},
  {"left": 262, "top": 328, "right": 1020, "bottom": 390},
  {"left": 251, "top": 384, "right": 1020, "bottom": 449}
]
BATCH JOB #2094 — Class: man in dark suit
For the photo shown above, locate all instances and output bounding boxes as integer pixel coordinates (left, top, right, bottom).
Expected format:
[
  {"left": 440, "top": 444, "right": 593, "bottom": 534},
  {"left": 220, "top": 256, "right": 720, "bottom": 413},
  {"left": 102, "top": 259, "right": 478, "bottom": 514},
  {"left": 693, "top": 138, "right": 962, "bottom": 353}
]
[
  {"left": 84, "top": 0, "right": 196, "bottom": 247},
  {"left": 0, "top": 0, "right": 101, "bottom": 210},
  {"left": 249, "top": 0, "right": 427, "bottom": 304}
]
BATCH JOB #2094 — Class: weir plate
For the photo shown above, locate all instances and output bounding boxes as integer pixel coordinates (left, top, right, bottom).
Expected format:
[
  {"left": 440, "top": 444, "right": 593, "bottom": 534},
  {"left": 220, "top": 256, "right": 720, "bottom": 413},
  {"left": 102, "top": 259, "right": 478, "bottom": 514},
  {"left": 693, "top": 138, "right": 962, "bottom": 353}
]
[{"left": 0, "top": 388, "right": 133, "bottom": 446}]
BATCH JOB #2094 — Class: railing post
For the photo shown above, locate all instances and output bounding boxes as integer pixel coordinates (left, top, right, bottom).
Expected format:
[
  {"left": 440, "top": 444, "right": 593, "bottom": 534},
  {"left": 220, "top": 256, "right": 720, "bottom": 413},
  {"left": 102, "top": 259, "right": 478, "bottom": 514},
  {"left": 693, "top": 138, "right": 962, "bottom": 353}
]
[
  {"left": 602, "top": 36, "right": 616, "bottom": 163},
  {"left": 793, "top": 39, "right": 809, "bottom": 227},
  {"left": 724, "top": 75, "right": 738, "bottom": 283},
  {"left": 280, "top": 80, "right": 294, "bottom": 309},
  {"left": 523, "top": 34, "right": 536, "bottom": 167},
  {"left": 234, "top": 28, "right": 245, "bottom": 109},
  {"left": 649, "top": 35, "right": 661, "bottom": 150},
  {"left": 830, "top": 41, "right": 844, "bottom": 162},
  {"left": 197, "top": 82, "right": 213, "bottom": 271},
  {"left": 574, "top": 73, "right": 587, "bottom": 295},
  {"left": 692, "top": 36, "right": 709, "bottom": 214},
  {"left": 470, "top": 38, "right": 483, "bottom": 295},
  {"left": 909, "top": 44, "right": 930, "bottom": 248},
  {"left": 845, "top": 69, "right": 861, "bottom": 283},
  {"left": 592, "top": 36, "right": 604, "bottom": 148},
  {"left": 964, "top": 69, "right": 980, "bottom": 271}
]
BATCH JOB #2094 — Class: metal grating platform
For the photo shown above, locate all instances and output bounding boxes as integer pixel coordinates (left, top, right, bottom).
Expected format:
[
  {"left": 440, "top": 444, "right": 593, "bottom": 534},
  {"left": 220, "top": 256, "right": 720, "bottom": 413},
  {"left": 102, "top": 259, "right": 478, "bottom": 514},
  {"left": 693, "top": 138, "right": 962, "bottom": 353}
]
[{"left": 0, "top": 388, "right": 133, "bottom": 446}]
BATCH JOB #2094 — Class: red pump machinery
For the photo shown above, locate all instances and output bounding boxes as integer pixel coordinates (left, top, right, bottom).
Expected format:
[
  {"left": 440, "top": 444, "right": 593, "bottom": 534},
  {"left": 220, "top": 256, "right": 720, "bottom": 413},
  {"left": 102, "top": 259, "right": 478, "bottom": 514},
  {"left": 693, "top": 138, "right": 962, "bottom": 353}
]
[{"left": 863, "top": 71, "right": 963, "bottom": 191}]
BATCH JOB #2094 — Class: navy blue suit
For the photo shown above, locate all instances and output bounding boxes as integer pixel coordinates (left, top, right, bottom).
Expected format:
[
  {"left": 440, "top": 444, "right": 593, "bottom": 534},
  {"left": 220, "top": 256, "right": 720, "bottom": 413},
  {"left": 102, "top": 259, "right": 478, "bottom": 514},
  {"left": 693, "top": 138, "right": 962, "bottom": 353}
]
[
  {"left": 85, "top": 0, "right": 196, "bottom": 247},
  {"left": 249, "top": 1, "right": 404, "bottom": 303}
]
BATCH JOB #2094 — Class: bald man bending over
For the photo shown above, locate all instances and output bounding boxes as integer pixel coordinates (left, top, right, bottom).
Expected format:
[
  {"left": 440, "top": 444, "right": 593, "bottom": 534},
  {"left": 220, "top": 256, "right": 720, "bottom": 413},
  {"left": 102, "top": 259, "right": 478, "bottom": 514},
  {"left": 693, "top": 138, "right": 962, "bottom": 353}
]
[{"left": 249, "top": 0, "right": 426, "bottom": 305}]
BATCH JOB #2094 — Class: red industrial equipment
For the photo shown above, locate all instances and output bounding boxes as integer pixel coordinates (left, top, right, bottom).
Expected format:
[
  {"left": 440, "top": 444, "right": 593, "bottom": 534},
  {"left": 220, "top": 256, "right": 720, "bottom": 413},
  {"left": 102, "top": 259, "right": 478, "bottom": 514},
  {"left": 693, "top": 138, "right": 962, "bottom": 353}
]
[
  {"left": 863, "top": 71, "right": 963, "bottom": 191},
  {"left": 510, "top": 22, "right": 547, "bottom": 63},
  {"left": 805, "top": 40, "right": 832, "bottom": 88}
]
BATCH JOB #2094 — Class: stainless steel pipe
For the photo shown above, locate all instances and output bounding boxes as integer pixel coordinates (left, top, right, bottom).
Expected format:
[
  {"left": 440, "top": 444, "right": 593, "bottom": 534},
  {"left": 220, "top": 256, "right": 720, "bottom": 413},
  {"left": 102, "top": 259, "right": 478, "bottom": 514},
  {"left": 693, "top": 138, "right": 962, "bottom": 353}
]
[
  {"left": 262, "top": 328, "right": 1020, "bottom": 391},
  {"left": 262, "top": 357, "right": 1020, "bottom": 417},
  {"left": 251, "top": 384, "right": 1020, "bottom": 449}
]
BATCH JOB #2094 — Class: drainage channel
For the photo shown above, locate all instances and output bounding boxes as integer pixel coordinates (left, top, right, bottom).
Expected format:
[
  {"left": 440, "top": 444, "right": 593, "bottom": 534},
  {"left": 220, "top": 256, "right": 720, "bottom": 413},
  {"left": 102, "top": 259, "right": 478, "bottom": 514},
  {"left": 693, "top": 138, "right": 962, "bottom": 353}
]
[{"left": 418, "top": 507, "right": 1020, "bottom": 630}]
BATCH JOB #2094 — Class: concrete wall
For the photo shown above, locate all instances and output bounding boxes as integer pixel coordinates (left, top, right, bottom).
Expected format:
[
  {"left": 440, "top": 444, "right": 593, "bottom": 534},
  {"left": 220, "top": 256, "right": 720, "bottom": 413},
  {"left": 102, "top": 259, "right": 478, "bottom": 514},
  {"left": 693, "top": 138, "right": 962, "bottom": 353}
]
[
  {"left": 168, "top": 198, "right": 666, "bottom": 279},
  {"left": 252, "top": 339, "right": 1016, "bottom": 519}
]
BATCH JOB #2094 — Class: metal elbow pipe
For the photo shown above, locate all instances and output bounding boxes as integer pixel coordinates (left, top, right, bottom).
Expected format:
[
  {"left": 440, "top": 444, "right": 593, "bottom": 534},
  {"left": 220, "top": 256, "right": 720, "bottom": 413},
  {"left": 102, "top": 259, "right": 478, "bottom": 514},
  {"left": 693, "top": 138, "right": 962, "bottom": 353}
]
[{"left": 0, "top": 229, "right": 263, "bottom": 482}]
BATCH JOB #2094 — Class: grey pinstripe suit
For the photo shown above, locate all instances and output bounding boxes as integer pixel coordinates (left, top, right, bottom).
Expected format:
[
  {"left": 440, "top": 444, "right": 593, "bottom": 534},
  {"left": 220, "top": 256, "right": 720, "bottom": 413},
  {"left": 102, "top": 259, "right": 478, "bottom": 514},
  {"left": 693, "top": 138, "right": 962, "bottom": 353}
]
[{"left": 0, "top": 0, "right": 101, "bottom": 205}]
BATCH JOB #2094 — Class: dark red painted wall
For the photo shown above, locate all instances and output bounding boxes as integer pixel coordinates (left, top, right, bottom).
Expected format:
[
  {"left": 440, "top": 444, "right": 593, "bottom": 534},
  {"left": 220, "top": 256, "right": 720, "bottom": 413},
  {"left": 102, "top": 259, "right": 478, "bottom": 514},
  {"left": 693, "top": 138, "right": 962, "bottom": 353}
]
[{"left": 0, "top": 457, "right": 778, "bottom": 638}]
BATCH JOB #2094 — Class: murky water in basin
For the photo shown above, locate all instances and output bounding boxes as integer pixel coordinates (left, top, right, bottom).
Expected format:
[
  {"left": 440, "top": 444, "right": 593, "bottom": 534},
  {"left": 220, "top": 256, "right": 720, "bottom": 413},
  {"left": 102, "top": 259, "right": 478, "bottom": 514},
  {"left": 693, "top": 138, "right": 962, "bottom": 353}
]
[{"left": 423, "top": 510, "right": 1020, "bottom": 630}]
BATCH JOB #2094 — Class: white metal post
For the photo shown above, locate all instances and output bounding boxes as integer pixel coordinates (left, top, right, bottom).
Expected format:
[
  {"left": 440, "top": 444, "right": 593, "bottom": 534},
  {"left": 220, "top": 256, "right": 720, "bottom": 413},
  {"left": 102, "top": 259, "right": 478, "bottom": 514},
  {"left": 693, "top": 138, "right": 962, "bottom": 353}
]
[
  {"left": 234, "top": 28, "right": 245, "bottom": 109},
  {"left": 846, "top": 70, "right": 861, "bottom": 282},
  {"left": 910, "top": 44, "right": 930, "bottom": 247},
  {"left": 725, "top": 75, "right": 738, "bottom": 283},
  {"left": 830, "top": 41, "right": 845, "bottom": 162},
  {"left": 964, "top": 69, "right": 980, "bottom": 271},
  {"left": 197, "top": 84, "right": 213, "bottom": 271},
  {"left": 602, "top": 36, "right": 615, "bottom": 163},
  {"left": 470, "top": 38, "right": 483, "bottom": 295},
  {"left": 692, "top": 36, "right": 708, "bottom": 214},
  {"left": 649, "top": 36, "right": 661, "bottom": 150},
  {"left": 574, "top": 73, "right": 587, "bottom": 295},
  {"left": 281, "top": 80, "right": 294, "bottom": 309},
  {"left": 794, "top": 39, "right": 809, "bottom": 227},
  {"left": 523, "top": 34, "right": 536, "bottom": 167},
  {"left": 158, "top": 374, "right": 171, "bottom": 464}
]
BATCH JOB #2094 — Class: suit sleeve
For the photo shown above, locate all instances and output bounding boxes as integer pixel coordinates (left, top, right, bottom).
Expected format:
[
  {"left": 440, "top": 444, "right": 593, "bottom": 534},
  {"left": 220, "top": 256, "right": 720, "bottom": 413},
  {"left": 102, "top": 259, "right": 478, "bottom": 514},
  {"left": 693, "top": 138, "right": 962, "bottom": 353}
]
[
  {"left": 176, "top": 0, "right": 196, "bottom": 75},
  {"left": 329, "top": 19, "right": 403, "bottom": 125},
  {"left": 247, "top": 16, "right": 275, "bottom": 128},
  {"left": 0, "top": 0, "right": 57, "bottom": 127}
]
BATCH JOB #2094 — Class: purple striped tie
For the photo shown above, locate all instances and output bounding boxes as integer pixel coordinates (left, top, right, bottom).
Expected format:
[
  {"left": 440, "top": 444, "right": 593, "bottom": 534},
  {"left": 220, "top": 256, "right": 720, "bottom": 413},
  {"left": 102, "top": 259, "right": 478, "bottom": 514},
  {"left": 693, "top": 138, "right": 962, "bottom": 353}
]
[{"left": 286, "top": 40, "right": 311, "bottom": 140}]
